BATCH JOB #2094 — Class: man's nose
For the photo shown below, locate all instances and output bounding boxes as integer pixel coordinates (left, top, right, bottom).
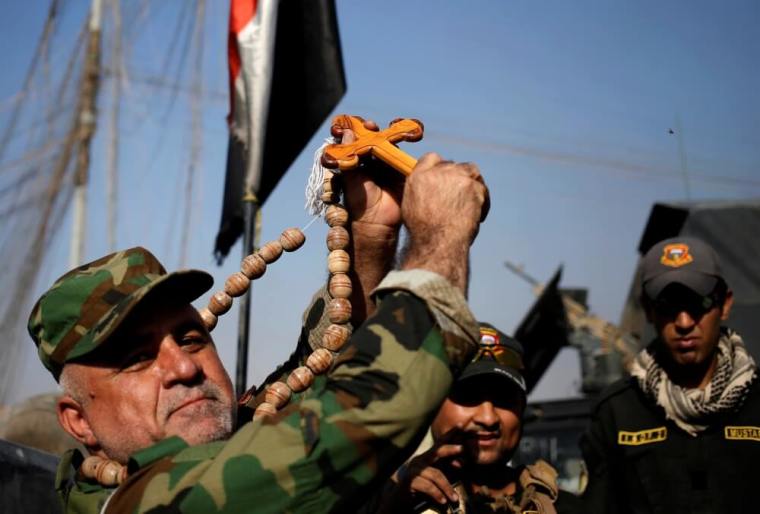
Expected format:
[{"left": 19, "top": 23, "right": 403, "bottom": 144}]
[
  {"left": 157, "top": 340, "right": 202, "bottom": 387},
  {"left": 473, "top": 401, "right": 499, "bottom": 428},
  {"left": 674, "top": 310, "right": 697, "bottom": 332}
]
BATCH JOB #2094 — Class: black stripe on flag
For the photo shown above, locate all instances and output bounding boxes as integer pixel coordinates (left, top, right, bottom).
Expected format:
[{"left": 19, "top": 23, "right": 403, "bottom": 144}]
[{"left": 215, "top": 0, "right": 346, "bottom": 262}]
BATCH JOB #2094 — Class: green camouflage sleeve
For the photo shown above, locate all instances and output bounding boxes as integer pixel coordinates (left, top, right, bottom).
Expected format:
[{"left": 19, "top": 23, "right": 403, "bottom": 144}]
[{"left": 106, "top": 274, "right": 478, "bottom": 514}]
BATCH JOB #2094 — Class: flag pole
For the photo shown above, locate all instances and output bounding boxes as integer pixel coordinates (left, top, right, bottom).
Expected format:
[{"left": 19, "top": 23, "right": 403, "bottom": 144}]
[{"left": 236, "top": 192, "right": 259, "bottom": 397}]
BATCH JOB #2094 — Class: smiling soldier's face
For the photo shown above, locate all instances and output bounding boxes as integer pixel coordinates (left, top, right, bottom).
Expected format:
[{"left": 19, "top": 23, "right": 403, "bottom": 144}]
[{"left": 431, "top": 375, "right": 524, "bottom": 466}]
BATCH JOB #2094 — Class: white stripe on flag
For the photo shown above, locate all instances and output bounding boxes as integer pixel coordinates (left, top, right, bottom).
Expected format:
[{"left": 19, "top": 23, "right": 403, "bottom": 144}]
[{"left": 232, "top": 0, "right": 281, "bottom": 196}]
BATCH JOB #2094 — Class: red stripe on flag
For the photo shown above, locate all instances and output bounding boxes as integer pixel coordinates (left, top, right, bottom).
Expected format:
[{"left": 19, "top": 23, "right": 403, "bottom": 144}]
[
  {"left": 227, "top": 0, "right": 258, "bottom": 122},
  {"left": 230, "top": 0, "right": 257, "bottom": 33}
]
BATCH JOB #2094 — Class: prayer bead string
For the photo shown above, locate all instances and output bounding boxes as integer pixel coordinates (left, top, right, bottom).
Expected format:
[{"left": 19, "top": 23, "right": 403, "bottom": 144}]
[
  {"left": 74, "top": 114, "right": 424, "bottom": 483},
  {"left": 253, "top": 169, "right": 352, "bottom": 418},
  {"left": 198, "top": 226, "right": 307, "bottom": 331}
]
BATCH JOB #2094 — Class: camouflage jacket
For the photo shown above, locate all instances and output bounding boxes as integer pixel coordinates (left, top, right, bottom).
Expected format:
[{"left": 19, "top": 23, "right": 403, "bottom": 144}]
[{"left": 55, "top": 270, "right": 479, "bottom": 513}]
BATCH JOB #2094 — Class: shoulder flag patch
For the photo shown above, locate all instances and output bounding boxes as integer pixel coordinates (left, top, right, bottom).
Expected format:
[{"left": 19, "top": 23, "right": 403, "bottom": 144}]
[
  {"left": 725, "top": 426, "right": 760, "bottom": 442},
  {"left": 618, "top": 427, "right": 667, "bottom": 446}
]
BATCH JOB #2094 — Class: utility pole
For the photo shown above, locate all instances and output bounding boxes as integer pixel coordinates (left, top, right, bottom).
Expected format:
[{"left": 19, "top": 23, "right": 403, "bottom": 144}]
[{"left": 70, "top": 0, "right": 102, "bottom": 267}]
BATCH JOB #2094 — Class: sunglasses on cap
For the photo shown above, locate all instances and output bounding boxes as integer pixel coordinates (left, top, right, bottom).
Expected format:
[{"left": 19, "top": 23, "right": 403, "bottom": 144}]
[{"left": 652, "top": 288, "right": 723, "bottom": 318}]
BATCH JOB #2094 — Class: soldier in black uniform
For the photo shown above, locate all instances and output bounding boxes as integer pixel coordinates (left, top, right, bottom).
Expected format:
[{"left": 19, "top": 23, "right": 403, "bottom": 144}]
[{"left": 581, "top": 236, "right": 760, "bottom": 513}]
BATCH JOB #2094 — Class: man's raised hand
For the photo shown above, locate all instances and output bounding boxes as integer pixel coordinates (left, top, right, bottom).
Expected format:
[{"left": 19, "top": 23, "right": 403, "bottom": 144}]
[{"left": 401, "top": 153, "right": 490, "bottom": 294}]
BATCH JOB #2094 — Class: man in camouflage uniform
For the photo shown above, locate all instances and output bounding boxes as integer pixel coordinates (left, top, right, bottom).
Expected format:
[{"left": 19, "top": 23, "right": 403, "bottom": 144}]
[
  {"left": 28, "top": 151, "right": 490, "bottom": 513},
  {"left": 365, "top": 325, "right": 581, "bottom": 514}
]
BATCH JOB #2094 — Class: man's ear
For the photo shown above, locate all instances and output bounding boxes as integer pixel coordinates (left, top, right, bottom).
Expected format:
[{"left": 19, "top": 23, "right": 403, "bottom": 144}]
[
  {"left": 720, "top": 290, "right": 734, "bottom": 321},
  {"left": 57, "top": 395, "right": 98, "bottom": 448}
]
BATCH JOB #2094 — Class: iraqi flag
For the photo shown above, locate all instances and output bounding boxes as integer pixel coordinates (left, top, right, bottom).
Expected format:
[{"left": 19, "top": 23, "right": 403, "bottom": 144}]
[{"left": 214, "top": 0, "right": 346, "bottom": 262}]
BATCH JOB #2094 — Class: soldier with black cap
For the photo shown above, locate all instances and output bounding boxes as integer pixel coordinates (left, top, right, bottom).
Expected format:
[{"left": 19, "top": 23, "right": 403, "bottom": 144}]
[
  {"left": 367, "top": 323, "right": 582, "bottom": 514},
  {"left": 581, "top": 236, "right": 760, "bottom": 513}
]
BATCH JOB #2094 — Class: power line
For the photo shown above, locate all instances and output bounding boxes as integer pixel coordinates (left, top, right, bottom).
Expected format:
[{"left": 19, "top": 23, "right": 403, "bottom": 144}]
[{"left": 428, "top": 130, "right": 760, "bottom": 188}]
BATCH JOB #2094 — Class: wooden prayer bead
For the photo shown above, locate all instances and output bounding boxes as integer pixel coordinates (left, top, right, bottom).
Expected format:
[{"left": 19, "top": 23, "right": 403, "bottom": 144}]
[
  {"left": 118, "top": 466, "right": 128, "bottom": 484},
  {"left": 327, "top": 249, "right": 350, "bottom": 274},
  {"left": 322, "top": 323, "right": 350, "bottom": 351},
  {"left": 265, "top": 381, "right": 292, "bottom": 408},
  {"left": 254, "top": 402, "right": 277, "bottom": 418},
  {"left": 325, "top": 204, "right": 349, "bottom": 227},
  {"left": 327, "top": 298, "right": 352, "bottom": 324},
  {"left": 258, "top": 240, "right": 283, "bottom": 263},
  {"left": 240, "top": 253, "right": 267, "bottom": 279},
  {"left": 199, "top": 308, "right": 218, "bottom": 331},
  {"left": 208, "top": 291, "right": 233, "bottom": 316},
  {"left": 306, "top": 348, "right": 334, "bottom": 375},
  {"left": 328, "top": 273, "right": 352, "bottom": 298},
  {"left": 322, "top": 170, "right": 336, "bottom": 192},
  {"left": 81, "top": 456, "right": 126, "bottom": 486},
  {"left": 81, "top": 456, "right": 103, "bottom": 478},
  {"left": 224, "top": 272, "right": 251, "bottom": 297},
  {"left": 287, "top": 366, "right": 315, "bottom": 392},
  {"left": 96, "top": 459, "right": 125, "bottom": 486},
  {"left": 322, "top": 173, "right": 341, "bottom": 203},
  {"left": 326, "top": 226, "right": 350, "bottom": 251},
  {"left": 279, "top": 228, "right": 305, "bottom": 252}
]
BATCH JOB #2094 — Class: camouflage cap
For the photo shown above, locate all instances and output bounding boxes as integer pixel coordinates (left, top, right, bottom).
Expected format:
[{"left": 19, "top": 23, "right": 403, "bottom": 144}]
[{"left": 28, "top": 247, "right": 213, "bottom": 380}]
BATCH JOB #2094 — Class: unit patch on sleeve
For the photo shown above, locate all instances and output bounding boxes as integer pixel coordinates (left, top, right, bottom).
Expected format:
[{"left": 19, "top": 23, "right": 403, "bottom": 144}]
[
  {"left": 725, "top": 426, "right": 760, "bottom": 442},
  {"left": 618, "top": 427, "right": 667, "bottom": 446}
]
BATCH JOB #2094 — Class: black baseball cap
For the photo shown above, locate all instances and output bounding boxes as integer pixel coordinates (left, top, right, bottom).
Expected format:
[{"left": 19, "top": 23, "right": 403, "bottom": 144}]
[
  {"left": 641, "top": 236, "right": 724, "bottom": 300},
  {"left": 457, "top": 323, "right": 527, "bottom": 395}
]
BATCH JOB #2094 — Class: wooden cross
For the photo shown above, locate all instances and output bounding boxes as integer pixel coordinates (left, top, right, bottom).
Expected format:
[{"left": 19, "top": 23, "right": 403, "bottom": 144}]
[{"left": 321, "top": 115, "right": 424, "bottom": 176}]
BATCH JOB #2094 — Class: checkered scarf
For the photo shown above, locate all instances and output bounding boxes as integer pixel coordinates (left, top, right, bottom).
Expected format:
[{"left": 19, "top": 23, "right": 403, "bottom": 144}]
[{"left": 630, "top": 328, "right": 756, "bottom": 436}]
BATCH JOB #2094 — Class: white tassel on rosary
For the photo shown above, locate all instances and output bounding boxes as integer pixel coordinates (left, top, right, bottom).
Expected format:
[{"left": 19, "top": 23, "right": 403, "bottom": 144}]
[{"left": 304, "top": 137, "right": 338, "bottom": 216}]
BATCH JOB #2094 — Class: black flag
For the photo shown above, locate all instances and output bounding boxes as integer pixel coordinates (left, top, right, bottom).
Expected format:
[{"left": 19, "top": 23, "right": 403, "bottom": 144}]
[{"left": 215, "top": 0, "right": 346, "bottom": 262}]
